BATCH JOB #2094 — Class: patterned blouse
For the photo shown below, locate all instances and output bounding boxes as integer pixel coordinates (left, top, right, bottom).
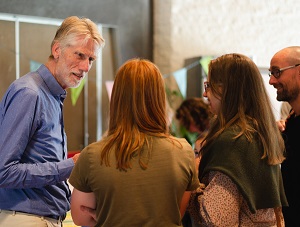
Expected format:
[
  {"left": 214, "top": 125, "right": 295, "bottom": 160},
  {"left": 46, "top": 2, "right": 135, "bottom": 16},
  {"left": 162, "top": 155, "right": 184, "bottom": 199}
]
[{"left": 188, "top": 171, "right": 284, "bottom": 227}]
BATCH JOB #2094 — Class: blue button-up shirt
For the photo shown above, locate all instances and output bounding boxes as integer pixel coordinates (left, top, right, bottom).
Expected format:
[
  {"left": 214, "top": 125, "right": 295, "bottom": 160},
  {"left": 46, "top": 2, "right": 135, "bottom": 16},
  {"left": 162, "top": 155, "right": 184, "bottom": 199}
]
[{"left": 0, "top": 64, "right": 74, "bottom": 216}]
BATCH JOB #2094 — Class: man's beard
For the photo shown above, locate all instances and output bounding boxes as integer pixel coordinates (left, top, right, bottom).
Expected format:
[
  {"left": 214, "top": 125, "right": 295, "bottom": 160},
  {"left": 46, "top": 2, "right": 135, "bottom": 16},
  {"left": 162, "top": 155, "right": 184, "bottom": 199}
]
[{"left": 277, "top": 87, "right": 298, "bottom": 103}]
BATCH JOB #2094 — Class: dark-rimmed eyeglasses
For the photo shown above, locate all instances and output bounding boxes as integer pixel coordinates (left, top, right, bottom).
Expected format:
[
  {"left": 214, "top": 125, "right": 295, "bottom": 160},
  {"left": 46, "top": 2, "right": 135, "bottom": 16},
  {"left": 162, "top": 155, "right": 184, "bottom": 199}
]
[
  {"left": 268, "top": 64, "right": 300, "bottom": 79},
  {"left": 204, "top": 81, "right": 210, "bottom": 92}
]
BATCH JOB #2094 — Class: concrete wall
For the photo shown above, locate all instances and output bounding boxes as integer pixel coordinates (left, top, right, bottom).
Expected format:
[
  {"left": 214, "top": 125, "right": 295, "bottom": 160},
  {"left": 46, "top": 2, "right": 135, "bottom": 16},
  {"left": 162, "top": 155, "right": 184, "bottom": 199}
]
[
  {"left": 1, "top": 0, "right": 296, "bottom": 123},
  {"left": 154, "top": 0, "right": 300, "bottom": 73},
  {"left": 153, "top": 0, "right": 300, "bottom": 119},
  {"left": 0, "top": 0, "right": 153, "bottom": 64},
  {"left": 0, "top": 0, "right": 153, "bottom": 149}
]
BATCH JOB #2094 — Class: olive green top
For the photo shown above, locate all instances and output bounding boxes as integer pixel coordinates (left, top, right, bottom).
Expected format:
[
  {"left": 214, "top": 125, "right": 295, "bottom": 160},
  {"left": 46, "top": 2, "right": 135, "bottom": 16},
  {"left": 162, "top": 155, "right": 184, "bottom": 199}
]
[{"left": 70, "top": 136, "right": 199, "bottom": 227}]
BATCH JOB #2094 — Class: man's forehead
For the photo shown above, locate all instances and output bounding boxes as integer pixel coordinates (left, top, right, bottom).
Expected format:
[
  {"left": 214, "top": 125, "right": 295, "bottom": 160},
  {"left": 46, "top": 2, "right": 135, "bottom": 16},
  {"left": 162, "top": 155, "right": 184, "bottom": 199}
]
[{"left": 270, "top": 52, "right": 289, "bottom": 66}]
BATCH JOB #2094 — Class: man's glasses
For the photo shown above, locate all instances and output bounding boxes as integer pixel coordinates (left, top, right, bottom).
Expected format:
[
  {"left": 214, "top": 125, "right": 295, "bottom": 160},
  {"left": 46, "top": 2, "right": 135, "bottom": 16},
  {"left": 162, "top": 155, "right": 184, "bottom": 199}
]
[
  {"left": 268, "top": 64, "right": 300, "bottom": 79},
  {"left": 204, "top": 81, "right": 210, "bottom": 92}
]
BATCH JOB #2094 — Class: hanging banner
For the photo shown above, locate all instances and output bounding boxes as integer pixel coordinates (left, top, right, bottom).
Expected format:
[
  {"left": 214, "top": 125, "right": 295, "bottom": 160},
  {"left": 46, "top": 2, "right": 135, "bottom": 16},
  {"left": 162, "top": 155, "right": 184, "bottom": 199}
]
[
  {"left": 173, "top": 68, "right": 187, "bottom": 99},
  {"left": 70, "top": 77, "right": 86, "bottom": 106},
  {"left": 199, "top": 56, "right": 213, "bottom": 76},
  {"left": 30, "top": 60, "right": 42, "bottom": 72},
  {"left": 105, "top": 80, "right": 114, "bottom": 101}
]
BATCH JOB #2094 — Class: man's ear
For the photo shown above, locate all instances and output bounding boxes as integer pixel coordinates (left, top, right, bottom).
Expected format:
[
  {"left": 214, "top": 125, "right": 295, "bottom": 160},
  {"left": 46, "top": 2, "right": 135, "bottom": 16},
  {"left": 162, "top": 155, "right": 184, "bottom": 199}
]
[{"left": 52, "top": 42, "right": 61, "bottom": 59}]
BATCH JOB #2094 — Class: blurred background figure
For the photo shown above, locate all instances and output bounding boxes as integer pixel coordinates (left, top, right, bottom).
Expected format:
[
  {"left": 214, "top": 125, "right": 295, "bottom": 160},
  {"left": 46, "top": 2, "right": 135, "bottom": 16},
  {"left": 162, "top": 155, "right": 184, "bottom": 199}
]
[
  {"left": 176, "top": 97, "right": 212, "bottom": 227},
  {"left": 280, "top": 101, "right": 292, "bottom": 120},
  {"left": 175, "top": 97, "right": 213, "bottom": 146},
  {"left": 193, "top": 132, "right": 207, "bottom": 173}
]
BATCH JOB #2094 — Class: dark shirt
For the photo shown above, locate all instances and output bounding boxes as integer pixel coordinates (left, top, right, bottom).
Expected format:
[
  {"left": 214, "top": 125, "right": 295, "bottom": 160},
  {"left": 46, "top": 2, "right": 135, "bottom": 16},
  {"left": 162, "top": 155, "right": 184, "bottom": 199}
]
[
  {"left": 0, "top": 65, "right": 74, "bottom": 217},
  {"left": 281, "top": 112, "right": 300, "bottom": 226}
]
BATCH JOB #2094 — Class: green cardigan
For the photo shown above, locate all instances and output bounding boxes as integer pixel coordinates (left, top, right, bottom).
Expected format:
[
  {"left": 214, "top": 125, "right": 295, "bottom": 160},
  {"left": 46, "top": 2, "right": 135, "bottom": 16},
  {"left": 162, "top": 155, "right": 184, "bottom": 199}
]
[{"left": 199, "top": 128, "right": 288, "bottom": 213}]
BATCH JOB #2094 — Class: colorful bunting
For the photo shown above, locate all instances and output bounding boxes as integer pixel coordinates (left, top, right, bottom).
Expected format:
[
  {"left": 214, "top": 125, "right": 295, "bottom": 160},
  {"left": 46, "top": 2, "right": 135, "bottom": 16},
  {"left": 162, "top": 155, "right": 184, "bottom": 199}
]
[
  {"left": 105, "top": 81, "right": 114, "bottom": 101},
  {"left": 199, "top": 56, "right": 213, "bottom": 76},
  {"left": 67, "top": 57, "right": 214, "bottom": 107},
  {"left": 70, "top": 77, "right": 86, "bottom": 106},
  {"left": 173, "top": 68, "right": 187, "bottom": 99},
  {"left": 30, "top": 60, "right": 42, "bottom": 72}
]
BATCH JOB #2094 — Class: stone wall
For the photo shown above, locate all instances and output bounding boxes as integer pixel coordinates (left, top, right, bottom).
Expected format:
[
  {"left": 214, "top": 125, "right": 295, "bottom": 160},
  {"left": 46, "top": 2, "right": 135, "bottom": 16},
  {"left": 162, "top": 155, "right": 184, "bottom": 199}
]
[
  {"left": 154, "top": 0, "right": 300, "bottom": 73},
  {"left": 153, "top": 0, "right": 299, "bottom": 119}
]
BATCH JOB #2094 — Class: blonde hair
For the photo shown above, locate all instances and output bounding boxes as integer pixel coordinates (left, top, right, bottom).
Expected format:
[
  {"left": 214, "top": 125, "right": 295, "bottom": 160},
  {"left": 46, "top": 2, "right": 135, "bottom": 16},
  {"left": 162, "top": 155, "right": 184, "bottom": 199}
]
[
  {"left": 49, "top": 16, "right": 105, "bottom": 59},
  {"left": 202, "top": 53, "right": 285, "bottom": 165},
  {"left": 101, "top": 58, "right": 173, "bottom": 171}
]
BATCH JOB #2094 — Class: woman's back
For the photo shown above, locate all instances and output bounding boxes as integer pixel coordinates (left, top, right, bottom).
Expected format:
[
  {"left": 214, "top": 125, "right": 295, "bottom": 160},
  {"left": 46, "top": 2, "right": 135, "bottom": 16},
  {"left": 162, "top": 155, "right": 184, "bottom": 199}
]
[
  {"left": 71, "top": 136, "right": 198, "bottom": 227},
  {"left": 69, "top": 58, "right": 199, "bottom": 227}
]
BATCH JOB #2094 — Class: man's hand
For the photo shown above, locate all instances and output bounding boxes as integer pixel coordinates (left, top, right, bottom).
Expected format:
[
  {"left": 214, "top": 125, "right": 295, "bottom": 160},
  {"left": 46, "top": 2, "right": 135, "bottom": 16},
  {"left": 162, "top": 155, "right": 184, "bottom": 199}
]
[
  {"left": 72, "top": 153, "right": 80, "bottom": 163},
  {"left": 277, "top": 120, "right": 286, "bottom": 132}
]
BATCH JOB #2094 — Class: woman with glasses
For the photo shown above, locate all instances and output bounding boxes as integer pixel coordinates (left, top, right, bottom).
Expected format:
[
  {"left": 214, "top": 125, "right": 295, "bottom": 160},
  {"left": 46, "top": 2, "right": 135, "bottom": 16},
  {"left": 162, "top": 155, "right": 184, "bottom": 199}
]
[{"left": 188, "top": 53, "right": 288, "bottom": 226}]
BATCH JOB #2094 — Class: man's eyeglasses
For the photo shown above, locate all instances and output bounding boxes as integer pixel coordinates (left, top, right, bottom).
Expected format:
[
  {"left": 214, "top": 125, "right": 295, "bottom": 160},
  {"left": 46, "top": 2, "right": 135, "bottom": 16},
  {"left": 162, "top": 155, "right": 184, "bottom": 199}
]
[
  {"left": 204, "top": 81, "right": 210, "bottom": 92},
  {"left": 268, "top": 64, "right": 300, "bottom": 79}
]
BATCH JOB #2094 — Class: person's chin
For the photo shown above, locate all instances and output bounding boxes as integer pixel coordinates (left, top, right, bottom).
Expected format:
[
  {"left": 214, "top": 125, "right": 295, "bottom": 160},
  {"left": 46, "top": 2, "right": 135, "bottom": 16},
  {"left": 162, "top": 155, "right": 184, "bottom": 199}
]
[
  {"left": 276, "top": 94, "right": 286, "bottom": 102},
  {"left": 70, "top": 79, "right": 83, "bottom": 88}
]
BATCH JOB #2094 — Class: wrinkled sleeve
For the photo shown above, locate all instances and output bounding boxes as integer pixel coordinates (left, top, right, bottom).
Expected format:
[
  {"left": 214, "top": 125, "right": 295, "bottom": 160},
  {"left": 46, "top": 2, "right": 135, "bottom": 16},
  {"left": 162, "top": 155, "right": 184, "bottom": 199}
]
[
  {"left": 0, "top": 87, "right": 74, "bottom": 188},
  {"left": 198, "top": 171, "right": 242, "bottom": 226},
  {"left": 69, "top": 148, "right": 92, "bottom": 193}
]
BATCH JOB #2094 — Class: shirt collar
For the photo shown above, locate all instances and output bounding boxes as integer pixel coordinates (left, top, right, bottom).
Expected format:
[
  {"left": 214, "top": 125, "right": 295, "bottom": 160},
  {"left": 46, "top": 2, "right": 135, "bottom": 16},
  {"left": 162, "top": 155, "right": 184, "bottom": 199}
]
[{"left": 37, "top": 64, "right": 67, "bottom": 99}]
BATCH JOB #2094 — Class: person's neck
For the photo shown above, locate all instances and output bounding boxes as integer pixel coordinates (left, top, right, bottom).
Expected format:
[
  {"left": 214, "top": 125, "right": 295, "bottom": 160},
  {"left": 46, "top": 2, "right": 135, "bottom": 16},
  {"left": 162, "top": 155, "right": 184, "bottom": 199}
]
[
  {"left": 289, "top": 98, "right": 300, "bottom": 117},
  {"left": 44, "top": 60, "right": 55, "bottom": 76}
]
